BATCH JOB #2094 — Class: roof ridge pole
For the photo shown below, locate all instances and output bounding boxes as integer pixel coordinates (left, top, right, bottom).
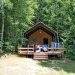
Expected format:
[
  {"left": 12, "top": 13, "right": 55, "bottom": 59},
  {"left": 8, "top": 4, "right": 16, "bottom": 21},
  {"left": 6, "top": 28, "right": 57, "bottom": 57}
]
[{"left": 1, "top": 0, "right": 4, "bottom": 50}]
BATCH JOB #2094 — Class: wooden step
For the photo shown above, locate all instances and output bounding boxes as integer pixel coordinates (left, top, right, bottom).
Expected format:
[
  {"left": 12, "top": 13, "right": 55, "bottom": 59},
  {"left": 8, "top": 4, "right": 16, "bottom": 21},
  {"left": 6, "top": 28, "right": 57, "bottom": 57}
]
[
  {"left": 33, "top": 52, "right": 48, "bottom": 60},
  {"left": 34, "top": 57, "right": 48, "bottom": 60},
  {"left": 34, "top": 54, "right": 48, "bottom": 57}
]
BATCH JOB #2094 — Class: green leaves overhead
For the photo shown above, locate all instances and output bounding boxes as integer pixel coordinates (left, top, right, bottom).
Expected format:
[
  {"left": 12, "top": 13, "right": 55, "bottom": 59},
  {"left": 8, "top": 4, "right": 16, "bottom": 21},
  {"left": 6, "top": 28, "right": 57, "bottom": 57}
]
[{"left": 0, "top": 0, "right": 75, "bottom": 58}]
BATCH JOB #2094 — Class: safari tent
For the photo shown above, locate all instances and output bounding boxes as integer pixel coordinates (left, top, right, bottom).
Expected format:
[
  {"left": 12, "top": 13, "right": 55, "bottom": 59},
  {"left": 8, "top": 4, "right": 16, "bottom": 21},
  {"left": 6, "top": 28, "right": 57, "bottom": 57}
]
[{"left": 18, "top": 22, "right": 64, "bottom": 60}]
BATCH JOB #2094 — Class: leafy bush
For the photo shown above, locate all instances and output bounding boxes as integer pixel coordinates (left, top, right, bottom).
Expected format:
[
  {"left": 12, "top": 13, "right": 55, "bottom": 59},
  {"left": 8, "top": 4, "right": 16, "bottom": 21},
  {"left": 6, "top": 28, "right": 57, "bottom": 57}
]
[
  {"left": 64, "top": 25, "right": 75, "bottom": 60},
  {"left": 69, "top": 56, "right": 75, "bottom": 60},
  {"left": 65, "top": 41, "right": 75, "bottom": 60},
  {"left": 3, "top": 42, "right": 15, "bottom": 53}
]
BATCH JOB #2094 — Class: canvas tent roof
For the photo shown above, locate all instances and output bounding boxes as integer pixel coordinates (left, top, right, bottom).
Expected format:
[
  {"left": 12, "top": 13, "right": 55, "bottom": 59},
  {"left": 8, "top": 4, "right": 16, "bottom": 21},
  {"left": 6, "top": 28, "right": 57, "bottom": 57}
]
[{"left": 24, "top": 22, "right": 58, "bottom": 39}]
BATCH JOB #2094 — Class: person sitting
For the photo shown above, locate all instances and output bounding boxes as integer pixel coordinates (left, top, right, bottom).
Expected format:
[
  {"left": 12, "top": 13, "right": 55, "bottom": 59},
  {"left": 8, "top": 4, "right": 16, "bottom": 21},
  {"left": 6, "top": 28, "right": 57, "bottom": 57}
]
[
  {"left": 43, "top": 45, "right": 48, "bottom": 52},
  {"left": 36, "top": 45, "right": 41, "bottom": 53}
]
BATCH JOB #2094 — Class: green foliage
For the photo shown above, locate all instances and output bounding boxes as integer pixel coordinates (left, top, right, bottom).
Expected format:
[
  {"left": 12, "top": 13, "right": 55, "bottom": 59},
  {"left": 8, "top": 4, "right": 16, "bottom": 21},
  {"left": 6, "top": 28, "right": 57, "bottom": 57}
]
[
  {"left": 0, "top": 0, "right": 38, "bottom": 52},
  {"left": 4, "top": 42, "right": 15, "bottom": 53},
  {"left": 0, "top": 0, "right": 75, "bottom": 59}
]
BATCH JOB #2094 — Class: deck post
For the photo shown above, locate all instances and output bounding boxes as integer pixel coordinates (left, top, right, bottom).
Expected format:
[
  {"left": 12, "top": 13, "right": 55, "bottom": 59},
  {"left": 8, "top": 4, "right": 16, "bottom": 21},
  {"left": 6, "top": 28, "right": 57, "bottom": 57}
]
[{"left": 26, "top": 44, "right": 29, "bottom": 57}]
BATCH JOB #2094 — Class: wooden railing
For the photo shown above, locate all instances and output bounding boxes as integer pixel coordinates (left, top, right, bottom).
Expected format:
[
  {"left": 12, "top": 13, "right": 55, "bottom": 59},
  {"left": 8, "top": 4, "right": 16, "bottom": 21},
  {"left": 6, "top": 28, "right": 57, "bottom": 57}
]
[
  {"left": 18, "top": 44, "right": 64, "bottom": 55},
  {"left": 18, "top": 45, "right": 34, "bottom": 55}
]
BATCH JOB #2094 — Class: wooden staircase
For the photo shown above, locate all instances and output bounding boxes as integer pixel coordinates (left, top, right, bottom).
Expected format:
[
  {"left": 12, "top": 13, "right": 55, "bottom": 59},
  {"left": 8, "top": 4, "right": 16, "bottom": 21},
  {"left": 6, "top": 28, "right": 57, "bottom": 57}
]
[{"left": 33, "top": 52, "right": 48, "bottom": 60}]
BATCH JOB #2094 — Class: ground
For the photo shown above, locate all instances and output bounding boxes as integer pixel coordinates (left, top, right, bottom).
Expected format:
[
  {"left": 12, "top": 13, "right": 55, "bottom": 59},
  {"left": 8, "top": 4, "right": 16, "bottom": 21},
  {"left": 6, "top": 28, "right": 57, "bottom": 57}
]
[{"left": 0, "top": 55, "right": 75, "bottom": 75}]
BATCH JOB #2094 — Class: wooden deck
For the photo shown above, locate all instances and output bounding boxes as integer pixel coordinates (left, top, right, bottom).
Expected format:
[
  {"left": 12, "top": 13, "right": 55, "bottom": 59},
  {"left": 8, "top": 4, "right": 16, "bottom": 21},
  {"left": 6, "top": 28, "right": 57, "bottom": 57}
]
[
  {"left": 18, "top": 47, "right": 34, "bottom": 55},
  {"left": 18, "top": 47, "right": 64, "bottom": 59}
]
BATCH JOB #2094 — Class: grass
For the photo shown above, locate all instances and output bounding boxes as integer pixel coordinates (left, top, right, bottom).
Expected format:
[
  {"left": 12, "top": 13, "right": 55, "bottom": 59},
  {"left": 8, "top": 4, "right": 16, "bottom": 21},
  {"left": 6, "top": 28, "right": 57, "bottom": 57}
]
[
  {"left": 0, "top": 55, "right": 75, "bottom": 75},
  {"left": 38, "top": 59, "right": 75, "bottom": 75}
]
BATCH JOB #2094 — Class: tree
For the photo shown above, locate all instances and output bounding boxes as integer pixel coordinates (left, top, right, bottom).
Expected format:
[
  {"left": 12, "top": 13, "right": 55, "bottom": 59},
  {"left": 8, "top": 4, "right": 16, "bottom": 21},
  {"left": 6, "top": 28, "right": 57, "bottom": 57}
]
[{"left": 0, "top": 0, "right": 38, "bottom": 52}]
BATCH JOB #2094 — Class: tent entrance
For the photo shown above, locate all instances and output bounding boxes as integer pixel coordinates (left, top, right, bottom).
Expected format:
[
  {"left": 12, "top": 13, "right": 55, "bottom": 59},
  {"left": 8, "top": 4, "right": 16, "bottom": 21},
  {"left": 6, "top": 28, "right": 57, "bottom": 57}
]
[{"left": 43, "top": 38, "right": 48, "bottom": 45}]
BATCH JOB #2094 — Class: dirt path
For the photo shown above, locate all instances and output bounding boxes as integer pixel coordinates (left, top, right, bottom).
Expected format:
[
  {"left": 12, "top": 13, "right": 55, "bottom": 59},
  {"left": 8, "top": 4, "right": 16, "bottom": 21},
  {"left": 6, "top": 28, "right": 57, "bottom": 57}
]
[{"left": 0, "top": 55, "right": 69, "bottom": 75}]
